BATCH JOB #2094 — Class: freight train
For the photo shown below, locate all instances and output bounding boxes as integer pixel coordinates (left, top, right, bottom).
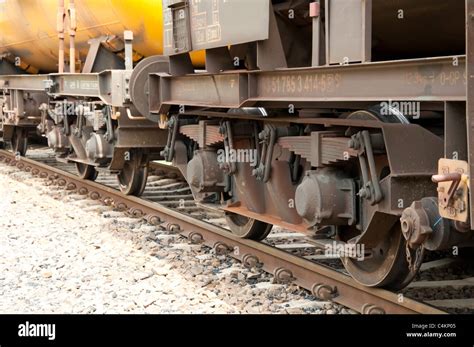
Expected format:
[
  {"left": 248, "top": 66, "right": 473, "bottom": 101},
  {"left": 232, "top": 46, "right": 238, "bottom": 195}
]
[{"left": 1, "top": 0, "right": 473, "bottom": 290}]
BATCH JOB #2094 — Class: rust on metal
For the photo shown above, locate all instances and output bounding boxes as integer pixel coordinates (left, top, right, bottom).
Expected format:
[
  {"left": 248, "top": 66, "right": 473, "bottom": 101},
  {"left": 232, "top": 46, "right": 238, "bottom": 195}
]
[
  {"left": 312, "top": 284, "right": 338, "bottom": 301},
  {"left": 165, "top": 223, "right": 181, "bottom": 233},
  {"left": 189, "top": 232, "right": 205, "bottom": 244},
  {"left": 214, "top": 242, "right": 232, "bottom": 256},
  {"left": 146, "top": 215, "right": 162, "bottom": 226},
  {"left": 242, "top": 254, "right": 262, "bottom": 269}
]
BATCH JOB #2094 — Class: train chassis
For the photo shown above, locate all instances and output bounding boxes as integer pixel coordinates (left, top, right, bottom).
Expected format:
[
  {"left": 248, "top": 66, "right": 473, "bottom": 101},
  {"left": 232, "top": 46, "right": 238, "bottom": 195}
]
[
  {"left": 145, "top": 0, "right": 474, "bottom": 289},
  {"left": 157, "top": 108, "right": 474, "bottom": 290},
  {"left": 0, "top": 34, "right": 169, "bottom": 196},
  {"left": 1, "top": 0, "right": 474, "bottom": 289}
]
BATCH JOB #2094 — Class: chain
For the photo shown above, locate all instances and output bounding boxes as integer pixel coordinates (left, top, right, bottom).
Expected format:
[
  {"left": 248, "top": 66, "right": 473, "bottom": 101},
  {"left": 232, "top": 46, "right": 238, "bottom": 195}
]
[
  {"left": 405, "top": 241, "right": 412, "bottom": 268},
  {"left": 406, "top": 239, "right": 425, "bottom": 273},
  {"left": 405, "top": 227, "right": 413, "bottom": 267},
  {"left": 404, "top": 227, "right": 425, "bottom": 273}
]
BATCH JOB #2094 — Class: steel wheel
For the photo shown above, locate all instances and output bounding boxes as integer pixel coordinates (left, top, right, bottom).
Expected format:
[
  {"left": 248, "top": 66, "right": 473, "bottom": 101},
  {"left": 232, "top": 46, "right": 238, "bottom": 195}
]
[
  {"left": 225, "top": 213, "right": 273, "bottom": 241},
  {"left": 342, "top": 224, "right": 418, "bottom": 291},
  {"left": 341, "top": 108, "right": 416, "bottom": 290},
  {"left": 117, "top": 152, "right": 149, "bottom": 196},
  {"left": 11, "top": 128, "right": 28, "bottom": 157},
  {"left": 346, "top": 108, "right": 410, "bottom": 124},
  {"left": 75, "top": 162, "right": 99, "bottom": 181}
]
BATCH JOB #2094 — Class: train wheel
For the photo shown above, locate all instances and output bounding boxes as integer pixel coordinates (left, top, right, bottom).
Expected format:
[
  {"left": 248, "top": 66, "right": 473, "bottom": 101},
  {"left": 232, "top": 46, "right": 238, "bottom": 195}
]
[
  {"left": 225, "top": 213, "right": 273, "bottom": 241},
  {"left": 11, "top": 128, "right": 28, "bottom": 157},
  {"left": 75, "top": 163, "right": 99, "bottom": 181},
  {"left": 346, "top": 108, "right": 410, "bottom": 124},
  {"left": 342, "top": 224, "right": 417, "bottom": 291},
  {"left": 117, "top": 151, "right": 148, "bottom": 196},
  {"left": 342, "top": 108, "right": 415, "bottom": 290}
]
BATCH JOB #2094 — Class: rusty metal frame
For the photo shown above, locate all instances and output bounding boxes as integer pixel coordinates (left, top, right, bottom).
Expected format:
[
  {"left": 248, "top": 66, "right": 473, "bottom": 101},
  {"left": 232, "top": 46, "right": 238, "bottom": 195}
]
[
  {"left": 0, "top": 70, "right": 131, "bottom": 107},
  {"left": 151, "top": 56, "right": 466, "bottom": 114},
  {"left": 82, "top": 36, "right": 126, "bottom": 73},
  {"left": 325, "top": 0, "right": 372, "bottom": 64},
  {"left": 445, "top": 102, "right": 467, "bottom": 161},
  {"left": 0, "top": 75, "right": 48, "bottom": 91}
]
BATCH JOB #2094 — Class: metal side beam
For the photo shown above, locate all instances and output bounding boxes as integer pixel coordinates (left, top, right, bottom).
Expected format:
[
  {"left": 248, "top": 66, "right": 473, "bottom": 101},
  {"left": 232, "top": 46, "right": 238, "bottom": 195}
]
[{"left": 151, "top": 56, "right": 466, "bottom": 114}]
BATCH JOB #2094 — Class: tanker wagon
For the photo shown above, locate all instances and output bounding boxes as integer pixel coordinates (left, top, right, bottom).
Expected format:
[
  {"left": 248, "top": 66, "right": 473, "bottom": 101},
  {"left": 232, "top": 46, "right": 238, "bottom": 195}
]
[{"left": 0, "top": 0, "right": 203, "bottom": 195}]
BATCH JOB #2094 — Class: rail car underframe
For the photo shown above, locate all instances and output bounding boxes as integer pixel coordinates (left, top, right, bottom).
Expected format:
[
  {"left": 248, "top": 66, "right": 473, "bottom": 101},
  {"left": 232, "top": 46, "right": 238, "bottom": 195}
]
[
  {"left": 150, "top": 55, "right": 466, "bottom": 215},
  {"left": 0, "top": 70, "right": 167, "bottom": 170},
  {"left": 151, "top": 56, "right": 466, "bottom": 112},
  {"left": 153, "top": 0, "right": 474, "bottom": 243},
  {"left": 0, "top": 0, "right": 472, "bottom": 289},
  {"left": 148, "top": 46, "right": 474, "bottom": 282},
  {"left": 146, "top": 0, "right": 474, "bottom": 288}
]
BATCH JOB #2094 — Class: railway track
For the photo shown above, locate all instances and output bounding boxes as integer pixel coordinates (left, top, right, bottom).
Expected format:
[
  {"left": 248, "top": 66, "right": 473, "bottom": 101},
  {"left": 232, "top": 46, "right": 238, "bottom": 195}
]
[{"left": 0, "top": 148, "right": 464, "bottom": 314}]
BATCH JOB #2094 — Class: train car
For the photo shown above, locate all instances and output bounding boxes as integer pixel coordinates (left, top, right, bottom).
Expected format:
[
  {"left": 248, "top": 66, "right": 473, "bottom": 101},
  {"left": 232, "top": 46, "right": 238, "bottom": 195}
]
[
  {"left": 142, "top": 0, "right": 471, "bottom": 290},
  {"left": 1, "top": 0, "right": 473, "bottom": 290},
  {"left": 0, "top": 0, "right": 203, "bottom": 195}
]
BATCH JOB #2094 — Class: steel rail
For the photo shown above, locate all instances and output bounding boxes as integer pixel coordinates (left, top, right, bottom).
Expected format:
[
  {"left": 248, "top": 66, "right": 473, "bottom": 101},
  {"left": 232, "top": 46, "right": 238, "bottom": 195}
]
[{"left": 0, "top": 149, "right": 446, "bottom": 314}]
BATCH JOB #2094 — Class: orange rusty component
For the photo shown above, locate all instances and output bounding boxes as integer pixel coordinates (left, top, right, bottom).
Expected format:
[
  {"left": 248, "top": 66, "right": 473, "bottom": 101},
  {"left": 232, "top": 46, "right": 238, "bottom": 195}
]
[
  {"left": 434, "top": 159, "right": 470, "bottom": 223},
  {"left": 0, "top": 0, "right": 205, "bottom": 72},
  {"left": 432, "top": 172, "right": 463, "bottom": 184},
  {"left": 432, "top": 172, "right": 462, "bottom": 209}
]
